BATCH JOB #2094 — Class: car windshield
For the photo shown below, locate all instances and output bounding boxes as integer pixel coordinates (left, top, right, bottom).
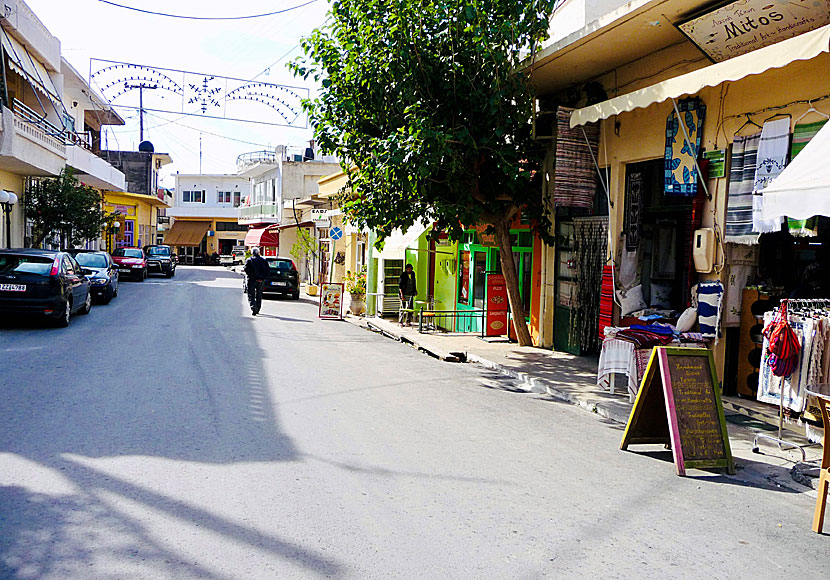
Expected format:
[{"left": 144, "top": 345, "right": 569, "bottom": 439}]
[
  {"left": 268, "top": 259, "right": 294, "bottom": 271},
  {"left": 74, "top": 253, "right": 108, "bottom": 268},
  {"left": 0, "top": 255, "right": 52, "bottom": 275},
  {"left": 113, "top": 249, "right": 143, "bottom": 258},
  {"left": 146, "top": 247, "right": 170, "bottom": 256}
]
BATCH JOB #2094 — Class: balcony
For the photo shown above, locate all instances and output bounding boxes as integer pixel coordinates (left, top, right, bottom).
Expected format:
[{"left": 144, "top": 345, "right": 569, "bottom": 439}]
[
  {"left": 238, "top": 203, "right": 281, "bottom": 225},
  {"left": 0, "top": 104, "right": 66, "bottom": 176},
  {"left": 237, "top": 150, "right": 277, "bottom": 172}
]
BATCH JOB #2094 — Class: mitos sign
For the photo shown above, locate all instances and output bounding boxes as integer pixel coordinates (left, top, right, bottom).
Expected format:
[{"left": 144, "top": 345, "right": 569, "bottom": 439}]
[{"left": 678, "top": 0, "right": 830, "bottom": 62}]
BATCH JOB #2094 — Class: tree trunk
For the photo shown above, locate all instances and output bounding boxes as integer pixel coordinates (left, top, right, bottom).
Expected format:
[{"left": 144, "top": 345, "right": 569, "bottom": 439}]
[{"left": 493, "top": 218, "right": 533, "bottom": 346}]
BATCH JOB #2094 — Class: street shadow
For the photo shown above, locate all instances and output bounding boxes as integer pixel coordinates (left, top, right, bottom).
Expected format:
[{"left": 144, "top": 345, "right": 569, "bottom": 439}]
[
  {"left": 0, "top": 267, "right": 343, "bottom": 577},
  {"left": 255, "top": 313, "right": 313, "bottom": 323}
]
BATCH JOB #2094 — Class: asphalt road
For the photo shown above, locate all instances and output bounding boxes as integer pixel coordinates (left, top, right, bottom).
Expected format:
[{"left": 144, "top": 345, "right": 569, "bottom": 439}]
[{"left": 0, "top": 266, "right": 827, "bottom": 579}]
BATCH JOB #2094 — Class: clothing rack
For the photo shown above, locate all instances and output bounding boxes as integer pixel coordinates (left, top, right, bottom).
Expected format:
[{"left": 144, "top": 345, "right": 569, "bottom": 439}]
[{"left": 751, "top": 298, "right": 830, "bottom": 461}]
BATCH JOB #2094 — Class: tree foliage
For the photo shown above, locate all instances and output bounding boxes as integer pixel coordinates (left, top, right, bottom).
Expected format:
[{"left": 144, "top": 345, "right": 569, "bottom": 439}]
[
  {"left": 25, "top": 169, "right": 105, "bottom": 248},
  {"left": 292, "top": 0, "right": 557, "bottom": 344}
]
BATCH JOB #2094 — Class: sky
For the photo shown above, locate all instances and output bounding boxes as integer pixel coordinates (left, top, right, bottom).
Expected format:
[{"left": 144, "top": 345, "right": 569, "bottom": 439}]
[{"left": 27, "top": 0, "right": 331, "bottom": 186}]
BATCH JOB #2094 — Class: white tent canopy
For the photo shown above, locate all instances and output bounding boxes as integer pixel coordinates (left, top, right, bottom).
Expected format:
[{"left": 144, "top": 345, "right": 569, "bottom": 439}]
[
  {"left": 762, "top": 120, "right": 830, "bottom": 221},
  {"left": 376, "top": 221, "right": 430, "bottom": 261}
]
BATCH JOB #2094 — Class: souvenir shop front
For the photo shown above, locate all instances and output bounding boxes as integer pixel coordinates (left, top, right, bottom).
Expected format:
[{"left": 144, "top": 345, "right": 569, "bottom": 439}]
[{"left": 562, "top": 25, "right": 830, "bottom": 429}]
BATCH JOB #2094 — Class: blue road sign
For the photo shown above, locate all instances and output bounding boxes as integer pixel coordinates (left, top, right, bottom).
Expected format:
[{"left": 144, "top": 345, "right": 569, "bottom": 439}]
[{"left": 329, "top": 227, "right": 343, "bottom": 240}]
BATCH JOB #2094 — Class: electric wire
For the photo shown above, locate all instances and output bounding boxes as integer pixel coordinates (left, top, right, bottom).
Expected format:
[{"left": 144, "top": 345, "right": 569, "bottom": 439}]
[{"left": 95, "top": 0, "right": 319, "bottom": 21}]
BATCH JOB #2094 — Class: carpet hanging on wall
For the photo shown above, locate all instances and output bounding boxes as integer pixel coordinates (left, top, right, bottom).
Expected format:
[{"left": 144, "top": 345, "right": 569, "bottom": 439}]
[
  {"left": 554, "top": 107, "right": 600, "bottom": 209},
  {"left": 598, "top": 264, "right": 615, "bottom": 341}
]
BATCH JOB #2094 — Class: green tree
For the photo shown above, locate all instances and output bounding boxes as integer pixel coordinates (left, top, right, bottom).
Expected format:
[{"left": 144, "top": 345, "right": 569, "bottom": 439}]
[
  {"left": 292, "top": 0, "right": 556, "bottom": 345},
  {"left": 290, "top": 228, "right": 319, "bottom": 284},
  {"left": 25, "top": 169, "right": 105, "bottom": 248}
]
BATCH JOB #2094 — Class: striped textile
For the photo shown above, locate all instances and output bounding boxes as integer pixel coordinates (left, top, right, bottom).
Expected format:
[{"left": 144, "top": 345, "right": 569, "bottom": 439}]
[
  {"left": 787, "top": 120, "right": 827, "bottom": 237},
  {"left": 725, "top": 132, "right": 761, "bottom": 244},
  {"left": 598, "top": 264, "right": 615, "bottom": 340},
  {"left": 697, "top": 281, "right": 724, "bottom": 340},
  {"left": 554, "top": 107, "right": 600, "bottom": 208}
]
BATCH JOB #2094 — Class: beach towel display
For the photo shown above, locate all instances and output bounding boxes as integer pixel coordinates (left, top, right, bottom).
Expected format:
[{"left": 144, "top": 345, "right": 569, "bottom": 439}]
[
  {"left": 725, "top": 132, "right": 761, "bottom": 243},
  {"left": 787, "top": 120, "right": 827, "bottom": 237},
  {"left": 696, "top": 280, "right": 724, "bottom": 340},
  {"left": 554, "top": 107, "right": 600, "bottom": 209},
  {"left": 664, "top": 98, "right": 705, "bottom": 197},
  {"left": 752, "top": 117, "right": 789, "bottom": 234}
]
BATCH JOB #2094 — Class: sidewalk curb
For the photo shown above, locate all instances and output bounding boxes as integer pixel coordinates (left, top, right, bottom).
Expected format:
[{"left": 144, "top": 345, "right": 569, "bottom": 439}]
[{"left": 363, "top": 320, "right": 461, "bottom": 362}]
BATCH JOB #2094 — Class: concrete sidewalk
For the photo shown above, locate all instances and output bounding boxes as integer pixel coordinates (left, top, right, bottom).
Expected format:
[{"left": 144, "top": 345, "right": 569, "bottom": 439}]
[{"left": 347, "top": 314, "right": 825, "bottom": 492}]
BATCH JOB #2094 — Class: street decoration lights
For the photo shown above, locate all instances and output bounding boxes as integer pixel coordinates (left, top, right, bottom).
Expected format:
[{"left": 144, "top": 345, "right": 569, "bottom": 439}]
[{"left": 0, "top": 190, "right": 18, "bottom": 248}]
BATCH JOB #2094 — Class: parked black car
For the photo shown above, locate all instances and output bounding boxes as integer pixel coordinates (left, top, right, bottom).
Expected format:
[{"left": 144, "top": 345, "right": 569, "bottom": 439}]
[
  {"left": 143, "top": 244, "right": 176, "bottom": 277},
  {"left": 0, "top": 248, "right": 92, "bottom": 327},
  {"left": 242, "top": 257, "right": 300, "bottom": 300},
  {"left": 69, "top": 250, "right": 119, "bottom": 303}
]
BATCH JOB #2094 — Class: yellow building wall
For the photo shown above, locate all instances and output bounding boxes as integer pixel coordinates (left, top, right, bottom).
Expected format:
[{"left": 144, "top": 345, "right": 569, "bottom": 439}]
[
  {"left": 592, "top": 51, "right": 830, "bottom": 382},
  {"left": 104, "top": 192, "right": 157, "bottom": 248}
]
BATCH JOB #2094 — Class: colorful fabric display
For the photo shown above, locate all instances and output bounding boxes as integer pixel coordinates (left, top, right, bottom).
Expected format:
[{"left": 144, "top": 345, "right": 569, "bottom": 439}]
[
  {"left": 726, "top": 132, "right": 761, "bottom": 243},
  {"left": 614, "top": 328, "right": 675, "bottom": 349},
  {"left": 664, "top": 98, "right": 706, "bottom": 196},
  {"left": 787, "top": 120, "right": 826, "bottom": 237},
  {"left": 696, "top": 281, "right": 724, "bottom": 339},
  {"left": 752, "top": 118, "right": 789, "bottom": 234},
  {"left": 598, "top": 265, "right": 615, "bottom": 341},
  {"left": 554, "top": 107, "right": 600, "bottom": 208}
]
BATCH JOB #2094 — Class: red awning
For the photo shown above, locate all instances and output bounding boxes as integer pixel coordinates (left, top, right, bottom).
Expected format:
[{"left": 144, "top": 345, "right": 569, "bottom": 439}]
[{"left": 244, "top": 226, "right": 279, "bottom": 247}]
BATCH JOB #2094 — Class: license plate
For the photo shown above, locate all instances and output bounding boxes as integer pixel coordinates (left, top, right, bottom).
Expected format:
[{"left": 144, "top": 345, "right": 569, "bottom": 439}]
[
  {"left": 119, "top": 269, "right": 130, "bottom": 273},
  {"left": 0, "top": 283, "right": 25, "bottom": 292},
  {"left": 271, "top": 281, "right": 287, "bottom": 286}
]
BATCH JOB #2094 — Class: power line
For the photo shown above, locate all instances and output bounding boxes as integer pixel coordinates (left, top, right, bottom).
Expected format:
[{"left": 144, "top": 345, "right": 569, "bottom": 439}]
[
  {"left": 95, "top": 0, "right": 319, "bottom": 20},
  {"left": 144, "top": 112, "right": 275, "bottom": 148}
]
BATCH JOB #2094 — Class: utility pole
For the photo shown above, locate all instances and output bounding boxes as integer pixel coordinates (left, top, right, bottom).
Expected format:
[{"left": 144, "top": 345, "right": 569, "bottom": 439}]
[
  {"left": 124, "top": 82, "right": 158, "bottom": 141},
  {"left": 199, "top": 132, "right": 203, "bottom": 174}
]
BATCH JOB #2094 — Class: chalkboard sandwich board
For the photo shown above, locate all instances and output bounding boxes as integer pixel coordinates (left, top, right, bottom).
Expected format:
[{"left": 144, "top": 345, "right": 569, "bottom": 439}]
[{"left": 621, "top": 347, "right": 734, "bottom": 476}]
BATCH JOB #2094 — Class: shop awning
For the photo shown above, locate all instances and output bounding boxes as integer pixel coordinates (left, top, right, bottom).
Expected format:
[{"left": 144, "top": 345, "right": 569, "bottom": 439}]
[
  {"left": 762, "top": 121, "right": 830, "bottom": 221},
  {"left": 376, "top": 222, "right": 430, "bottom": 261},
  {"left": 164, "top": 220, "right": 211, "bottom": 246},
  {"left": 570, "top": 24, "right": 830, "bottom": 128},
  {"left": 1, "top": 31, "right": 62, "bottom": 105},
  {"left": 244, "top": 226, "right": 280, "bottom": 247}
]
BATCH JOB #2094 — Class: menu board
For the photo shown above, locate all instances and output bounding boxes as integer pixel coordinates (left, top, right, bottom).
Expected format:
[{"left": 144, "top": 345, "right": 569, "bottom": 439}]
[
  {"left": 621, "top": 347, "right": 734, "bottom": 476},
  {"left": 319, "top": 283, "right": 344, "bottom": 320}
]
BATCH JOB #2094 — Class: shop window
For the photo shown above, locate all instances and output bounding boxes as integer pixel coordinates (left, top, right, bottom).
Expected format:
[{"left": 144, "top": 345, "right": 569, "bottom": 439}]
[{"left": 472, "top": 252, "right": 487, "bottom": 309}]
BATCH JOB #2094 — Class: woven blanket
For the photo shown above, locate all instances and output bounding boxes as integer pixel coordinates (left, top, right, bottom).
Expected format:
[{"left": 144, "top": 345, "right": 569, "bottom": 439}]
[
  {"left": 554, "top": 107, "right": 600, "bottom": 208},
  {"left": 752, "top": 118, "right": 789, "bottom": 234},
  {"left": 598, "top": 264, "right": 615, "bottom": 341},
  {"left": 697, "top": 280, "right": 724, "bottom": 339},
  {"left": 664, "top": 98, "right": 706, "bottom": 197},
  {"left": 725, "top": 132, "right": 761, "bottom": 244},
  {"left": 787, "top": 120, "right": 826, "bottom": 237}
]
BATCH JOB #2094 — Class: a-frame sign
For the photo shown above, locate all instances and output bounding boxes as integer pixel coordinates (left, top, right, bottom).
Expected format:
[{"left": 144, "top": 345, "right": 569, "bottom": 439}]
[{"left": 621, "top": 347, "right": 734, "bottom": 476}]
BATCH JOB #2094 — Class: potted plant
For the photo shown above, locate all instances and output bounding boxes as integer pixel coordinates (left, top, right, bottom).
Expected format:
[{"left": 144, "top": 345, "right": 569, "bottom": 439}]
[{"left": 343, "top": 266, "right": 367, "bottom": 315}]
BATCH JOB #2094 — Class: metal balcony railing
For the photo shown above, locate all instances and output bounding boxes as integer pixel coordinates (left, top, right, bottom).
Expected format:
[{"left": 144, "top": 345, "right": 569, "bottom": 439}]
[
  {"left": 237, "top": 150, "right": 277, "bottom": 171},
  {"left": 238, "top": 203, "right": 280, "bottom": 220},
  {"left": 13, "top": 98, "right": 65, "bottom": 139}
]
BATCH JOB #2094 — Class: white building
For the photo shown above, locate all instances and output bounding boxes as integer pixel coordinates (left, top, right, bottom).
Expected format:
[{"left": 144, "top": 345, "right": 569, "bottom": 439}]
[
  {"left": 167, "top": 174, "right": 251, "bottom": 263},
  {"left": 0, "top": 0, "right": 124, "bottom": 248}
]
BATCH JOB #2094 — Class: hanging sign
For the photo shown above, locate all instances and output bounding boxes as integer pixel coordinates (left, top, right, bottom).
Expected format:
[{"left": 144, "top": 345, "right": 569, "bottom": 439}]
[
  {"left": 703, "top": 148, "right": 727, "bottom": 179},
  {"left": 678, "top": 0, "right": 830, "bottom": 62},
  {"left": 311, "top": 208, "right": 330, "bottom": 228},
  {"left": 319, "top": 282, "right": 344, "bottom": 320},
  {"left": 621, "top": 347, "right": 734, "bottom": 476}
]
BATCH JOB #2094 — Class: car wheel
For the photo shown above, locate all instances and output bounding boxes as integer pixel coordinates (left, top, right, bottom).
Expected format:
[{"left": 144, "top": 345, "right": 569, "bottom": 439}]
[
  {"left": 55, "top": 299, "right": 71, "bottom": 327},
  {"left": 135, "top": 269, "right": 144, "bottom": 282},
  {"left": 79, "top": 291, "right": 92, "bottom": 315},
  {"left": 291, "top": 292, "right": 300, "bottom": 300},
  {"left": 143, "top": 268, "right": 148, "bottom": 280},
  {"left": 102, "top": 286, "right": 114, "bottom": 304},
  {"left": 113, "top": 282, "right": 118, "bottom": 297},
  {"left": 165, "top": 269, "right": 173, "bottom": 278}
]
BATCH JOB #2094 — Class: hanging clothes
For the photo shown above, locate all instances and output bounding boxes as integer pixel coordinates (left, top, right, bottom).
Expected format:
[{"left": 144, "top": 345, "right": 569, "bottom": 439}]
[
  {"left": 787, "top": 120, "right": 827, "bottom": 237},
  {"left": 554, "top": 107, "right": 600, "bottom": 209},
  {"left": 598, "top": 264, "right": 615, "bottom": 341},
  {"left": 752, "top": 118, "right": 789, "bottom": 234},
  {"left": 697, "top": 281, "right": 724, "bottom": 340},
  {"left": 758, "top": 311, "right": 815, "bottom": 412},
  {"left": 722, "top": 244, "right": 759, "bottom": 328},
  {"left": 725, "top": 132, "right": 761, "bottom": 244}
]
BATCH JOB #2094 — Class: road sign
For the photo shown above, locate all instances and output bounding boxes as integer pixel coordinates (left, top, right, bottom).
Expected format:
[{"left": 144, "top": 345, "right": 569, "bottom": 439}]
[{"left": 329, "top": 227, "right": 343, "bottom": 240}]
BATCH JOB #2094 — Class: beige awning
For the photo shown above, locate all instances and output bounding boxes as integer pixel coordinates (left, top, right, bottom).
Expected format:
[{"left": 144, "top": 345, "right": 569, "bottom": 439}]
[
  {"left": 570, "top": 24, "right": 830, "bottom": 128},
  {"left": 1, "top": 31, "right": 62, "bottom": 105},
  {"left": 164, "top": 220, "right": 210, "bottom": 246}
]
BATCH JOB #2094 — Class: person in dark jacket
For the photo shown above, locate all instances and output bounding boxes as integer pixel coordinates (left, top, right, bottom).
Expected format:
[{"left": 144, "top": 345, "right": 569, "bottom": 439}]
[
  {"left": 244, "top": 247, "right": 271, "bottom": 315},
  {"left": 398, "top": 263, "right": 417, "bottom": 326}
]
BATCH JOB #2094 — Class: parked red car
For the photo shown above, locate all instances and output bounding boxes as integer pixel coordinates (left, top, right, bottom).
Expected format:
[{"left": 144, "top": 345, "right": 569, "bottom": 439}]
[{"left": 111, "top": 247, "right": 147, "bottom": 281}]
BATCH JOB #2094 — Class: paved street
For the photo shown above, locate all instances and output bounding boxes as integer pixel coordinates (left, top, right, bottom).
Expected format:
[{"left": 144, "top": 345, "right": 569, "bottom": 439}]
[{"left": 0, "top": 266, "right": 827, "bottom": 579}]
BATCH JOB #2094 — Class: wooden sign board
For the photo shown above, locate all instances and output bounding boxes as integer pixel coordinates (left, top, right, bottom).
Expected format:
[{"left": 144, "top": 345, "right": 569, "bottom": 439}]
[
  {"left": 621, "top": 347, "right": 734, "bottom": 476},
  {"left": 319, "top": 283, "right": 344, "bottom": 320}
]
